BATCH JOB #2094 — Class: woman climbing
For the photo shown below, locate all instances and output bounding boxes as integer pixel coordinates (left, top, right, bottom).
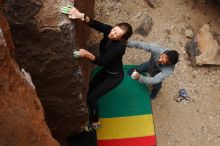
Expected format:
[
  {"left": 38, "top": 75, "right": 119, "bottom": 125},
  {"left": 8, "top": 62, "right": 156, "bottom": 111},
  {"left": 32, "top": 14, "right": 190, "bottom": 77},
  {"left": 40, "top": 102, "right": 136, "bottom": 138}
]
[{"left": 61, "top": 5, "right": 133, "bottom": 131}]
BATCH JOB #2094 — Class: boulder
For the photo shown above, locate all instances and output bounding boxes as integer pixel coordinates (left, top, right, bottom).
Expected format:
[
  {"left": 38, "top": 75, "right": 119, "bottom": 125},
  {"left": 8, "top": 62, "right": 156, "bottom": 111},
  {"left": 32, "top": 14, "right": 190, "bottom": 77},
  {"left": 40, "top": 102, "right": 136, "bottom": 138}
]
[
  {"left": 2, "top": 0, "right": 95, "bottom": 143},
  {"left": 0, "top": 10, "right": 59, "bottom": 146},
  {"left": 186, "top": 24, "right": 220, "bottom": 66},
  {"left": 135, "top": 14, "right": 153, "bottom": 36}
]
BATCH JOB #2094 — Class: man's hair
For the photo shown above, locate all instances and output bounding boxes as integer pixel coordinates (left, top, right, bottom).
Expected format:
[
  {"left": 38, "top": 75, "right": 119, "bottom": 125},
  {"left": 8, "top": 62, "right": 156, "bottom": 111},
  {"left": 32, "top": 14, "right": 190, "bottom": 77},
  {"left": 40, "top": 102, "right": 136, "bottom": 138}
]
[
  {"left": 164, "top": 50, "right": 179, "bottom": 65},
  {"left": 116, "top": 22, "right": 133, "bottom": 40}
]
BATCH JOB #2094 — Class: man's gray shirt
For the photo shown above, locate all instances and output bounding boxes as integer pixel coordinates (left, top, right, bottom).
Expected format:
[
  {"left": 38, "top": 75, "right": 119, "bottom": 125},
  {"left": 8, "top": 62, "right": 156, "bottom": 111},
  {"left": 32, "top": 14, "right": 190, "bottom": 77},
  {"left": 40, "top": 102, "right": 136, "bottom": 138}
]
[{"left": 127, "top": 40, "right": 175, "bottom": 85}]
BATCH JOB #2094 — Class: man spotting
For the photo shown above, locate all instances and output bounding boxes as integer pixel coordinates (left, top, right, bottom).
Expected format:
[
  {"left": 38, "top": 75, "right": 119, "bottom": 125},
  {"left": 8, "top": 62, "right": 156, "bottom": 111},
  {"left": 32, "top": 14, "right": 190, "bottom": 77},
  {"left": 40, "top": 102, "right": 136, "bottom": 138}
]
[{"left": 127, "top": 41, "right": 179, "bottom": 99}]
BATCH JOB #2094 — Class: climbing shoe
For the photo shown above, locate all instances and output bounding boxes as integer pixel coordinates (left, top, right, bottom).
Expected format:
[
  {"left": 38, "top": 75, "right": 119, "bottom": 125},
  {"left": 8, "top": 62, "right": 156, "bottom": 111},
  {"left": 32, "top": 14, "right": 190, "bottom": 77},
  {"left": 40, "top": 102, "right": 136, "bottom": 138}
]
[{"left": 84, "top": 123, "right": 101, "bottom": 132}]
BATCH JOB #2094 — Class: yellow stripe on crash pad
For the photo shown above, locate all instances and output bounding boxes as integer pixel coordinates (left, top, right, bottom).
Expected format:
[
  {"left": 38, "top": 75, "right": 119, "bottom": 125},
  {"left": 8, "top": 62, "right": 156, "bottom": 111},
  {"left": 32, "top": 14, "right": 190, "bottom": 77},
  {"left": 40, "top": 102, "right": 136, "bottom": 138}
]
[{"left": 97, "top": 114, "right": 155, "bottom": 140}]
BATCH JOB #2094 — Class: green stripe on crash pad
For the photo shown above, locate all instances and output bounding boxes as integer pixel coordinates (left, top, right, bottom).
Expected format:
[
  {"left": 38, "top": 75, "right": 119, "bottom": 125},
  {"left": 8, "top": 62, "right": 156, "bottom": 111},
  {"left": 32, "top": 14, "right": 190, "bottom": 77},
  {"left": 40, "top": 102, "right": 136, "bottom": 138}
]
[{"left": 91, "top": 65, "right": 152, "bottom": 118}]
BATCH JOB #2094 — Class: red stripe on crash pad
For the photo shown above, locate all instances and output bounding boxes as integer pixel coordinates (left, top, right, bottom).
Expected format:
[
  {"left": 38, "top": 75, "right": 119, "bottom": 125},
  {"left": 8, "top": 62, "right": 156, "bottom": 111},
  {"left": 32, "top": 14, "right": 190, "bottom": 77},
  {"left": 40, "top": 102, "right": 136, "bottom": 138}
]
[{"left": 98, "top": 135, "right": 156, "bottom": 146}]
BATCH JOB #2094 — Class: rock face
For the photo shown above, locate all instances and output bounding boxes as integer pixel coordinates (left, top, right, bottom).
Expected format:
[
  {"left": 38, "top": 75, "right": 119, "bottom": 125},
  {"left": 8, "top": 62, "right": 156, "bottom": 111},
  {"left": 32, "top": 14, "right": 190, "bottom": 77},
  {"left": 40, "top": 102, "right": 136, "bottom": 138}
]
[
  {"left": 0, "top": 8, "right": 59, "bottom": 146},
  {"left": 2, "top": 0, "right": 95, "bottom": 142},
  {"left": 186, "top": 24, "right": 220, "bottom": 66}
]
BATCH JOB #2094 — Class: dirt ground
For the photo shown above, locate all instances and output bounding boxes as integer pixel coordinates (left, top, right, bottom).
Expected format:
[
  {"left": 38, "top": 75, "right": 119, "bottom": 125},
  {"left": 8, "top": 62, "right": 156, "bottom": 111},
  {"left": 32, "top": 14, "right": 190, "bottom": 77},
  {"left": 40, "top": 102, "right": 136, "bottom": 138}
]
[{"left": 89, "top": 0, "right": 220, "bottom": 145}]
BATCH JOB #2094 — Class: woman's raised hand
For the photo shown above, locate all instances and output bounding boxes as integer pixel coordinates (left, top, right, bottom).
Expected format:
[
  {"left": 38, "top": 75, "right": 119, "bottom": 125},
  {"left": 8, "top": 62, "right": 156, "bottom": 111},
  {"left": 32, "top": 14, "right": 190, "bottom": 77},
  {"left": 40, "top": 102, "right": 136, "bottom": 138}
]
[
  {"left": 73, "top": 49, "right": 91, "bottom": 58},
  {"left": 61, "top": 5, "right": 85, "bottom": 20},
  {"left": 73, "top": 49, "right": 95, "bottom": 61}
]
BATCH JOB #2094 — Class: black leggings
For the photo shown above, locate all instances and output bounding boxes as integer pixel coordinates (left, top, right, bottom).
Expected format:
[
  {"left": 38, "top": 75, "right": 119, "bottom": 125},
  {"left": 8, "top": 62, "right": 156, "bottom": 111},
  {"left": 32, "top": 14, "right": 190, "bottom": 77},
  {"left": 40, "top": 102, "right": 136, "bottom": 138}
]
[{"left": 87, "top": 69, "right": 124, "bottom": 123}]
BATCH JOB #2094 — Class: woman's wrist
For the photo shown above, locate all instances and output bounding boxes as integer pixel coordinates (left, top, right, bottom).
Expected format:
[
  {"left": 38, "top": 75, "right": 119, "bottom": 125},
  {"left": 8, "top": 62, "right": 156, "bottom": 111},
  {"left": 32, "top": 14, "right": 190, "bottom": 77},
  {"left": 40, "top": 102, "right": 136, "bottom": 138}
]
[
  {"left": 88, "top": 53, "right": 95, "bottom": 61},
  {"left": 82, "top": 15, "right": 90, "bottom": 23},
  {"left": 84, "top": 51, "right": 95, "bottom": 61},
  {"left": 79, "top": 13, "right": 85, "bottom": 21}
]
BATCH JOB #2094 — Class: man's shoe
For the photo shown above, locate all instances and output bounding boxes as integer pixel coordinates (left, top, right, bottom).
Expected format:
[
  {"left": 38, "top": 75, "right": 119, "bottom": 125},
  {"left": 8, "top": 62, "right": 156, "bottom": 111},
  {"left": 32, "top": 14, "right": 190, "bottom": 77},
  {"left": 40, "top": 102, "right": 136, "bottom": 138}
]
[
  {"left": 150, "top": 90, "right": 157, "bottom": 99},
  {"left": 150, "top": 93, "right": 156, "bottom": 99}
]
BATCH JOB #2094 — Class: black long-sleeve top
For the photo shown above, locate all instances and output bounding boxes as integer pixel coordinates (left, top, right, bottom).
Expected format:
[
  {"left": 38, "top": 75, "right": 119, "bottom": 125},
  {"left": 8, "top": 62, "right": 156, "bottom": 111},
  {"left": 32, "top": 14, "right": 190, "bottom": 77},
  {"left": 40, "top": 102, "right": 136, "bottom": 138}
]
[{"left": 87, "top": 20, "right": 126, "bottom": 73}]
